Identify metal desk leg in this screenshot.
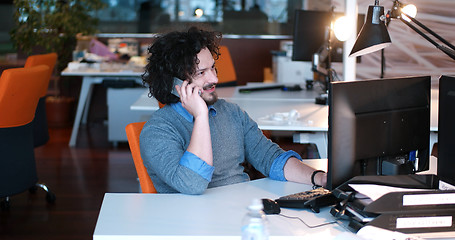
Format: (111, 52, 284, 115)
(81, 84, 95, 125)
(69, 78, 95, 147)
(293, 132, 328, 159)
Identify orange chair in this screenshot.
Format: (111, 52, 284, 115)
(125, 122, 157, 193)
(216, 45, 237, 86)
(24, 52, 58, 147)
(0, 65, 55, 208)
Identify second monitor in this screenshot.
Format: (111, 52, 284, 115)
(327, 76, 431, 190)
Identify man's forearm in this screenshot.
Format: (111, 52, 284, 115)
(187, 115, 213, 166)
(283, 157, 327, 187)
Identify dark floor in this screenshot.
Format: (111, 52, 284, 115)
(0, 121, 139, 240)
(0, 114, 317, 240)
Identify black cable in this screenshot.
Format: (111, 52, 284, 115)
(278, 213, 339, 228)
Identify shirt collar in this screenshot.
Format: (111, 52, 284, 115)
(170, 102, 217, 122)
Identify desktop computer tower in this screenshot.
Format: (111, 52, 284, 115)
(437, 75, 455, 186)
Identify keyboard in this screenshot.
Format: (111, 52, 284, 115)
(275, 188, 339, 213)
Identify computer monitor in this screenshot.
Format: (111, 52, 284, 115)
(291, 10, 364, 63)
(327, 76, 431, 190)
(437, 75, 455, 186)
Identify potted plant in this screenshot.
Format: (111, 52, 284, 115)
(9, 0, 105, 127)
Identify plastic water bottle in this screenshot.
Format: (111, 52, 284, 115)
(241, 199, 269, 240)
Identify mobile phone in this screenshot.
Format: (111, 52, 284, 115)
(171, 77, 184, 97)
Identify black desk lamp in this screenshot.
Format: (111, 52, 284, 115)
(349, 0, 391, 58)
(349, 0, 455, 61)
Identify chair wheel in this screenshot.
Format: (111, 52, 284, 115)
(46, 192, 56, 203)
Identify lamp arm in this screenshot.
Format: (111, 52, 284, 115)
(401, 12, 455, 51)
(399, 16, 455, 61)
(437, 46, 455, 61)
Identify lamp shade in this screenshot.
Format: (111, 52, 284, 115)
(349, 4, 392, 57)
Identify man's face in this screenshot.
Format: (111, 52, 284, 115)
(190, 48, 219, 105)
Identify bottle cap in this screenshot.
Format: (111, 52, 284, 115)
(248, 198, 263, 211)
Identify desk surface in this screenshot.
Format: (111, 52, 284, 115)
(93, 159, 339, 240)
(93, 155, 449, 240)
(94, 179, 351, 240)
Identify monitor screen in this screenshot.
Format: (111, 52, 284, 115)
(292, 10, 364, 62)
(437, 75, 455, 186)
(327, 76, 431, 190)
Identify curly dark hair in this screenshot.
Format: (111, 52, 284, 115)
(142, 26, 222, 104)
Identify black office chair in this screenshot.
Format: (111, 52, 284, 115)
(0, 65, 56, 209)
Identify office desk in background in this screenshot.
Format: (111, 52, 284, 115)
(132, 84, 330, 157)
(62, 65, 439, 154)
(61, 67, 149, 147)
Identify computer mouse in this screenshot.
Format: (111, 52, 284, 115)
(261, 198, 281, 215)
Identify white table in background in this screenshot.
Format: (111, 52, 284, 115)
(132, 84, 330, 158)
(61, 68, 146, 147)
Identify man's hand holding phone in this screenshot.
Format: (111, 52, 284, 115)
(173, 78, 207, 119)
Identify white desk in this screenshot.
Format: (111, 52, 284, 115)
(132, 84, 330, 158)
(61, 68, 146, 147)
(93, 174, 355, 240)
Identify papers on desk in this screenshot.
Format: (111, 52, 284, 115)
(257, 109, 303, 125)
(349, 184, 432, 202)
(349, 181, 455, 202)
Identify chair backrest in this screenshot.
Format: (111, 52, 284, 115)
(216, 45, 237, 85)
(0, 65, 50, 128)
(125, 121, 157, 193)
(24, 53, 58, 97)
(24, 53, 58, 147)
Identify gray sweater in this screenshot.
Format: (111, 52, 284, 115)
(140, 99, 301, 194)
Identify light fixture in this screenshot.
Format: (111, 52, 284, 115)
(401, 4, 417, 22)
(350, 0, 455, 61)
(349, 0, 391, 57)
(194, 8, 204, 18)
(333, 16, 354, 42)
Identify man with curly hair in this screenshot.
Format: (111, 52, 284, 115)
(140, 26, 326, 194)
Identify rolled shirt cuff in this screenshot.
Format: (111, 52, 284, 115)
(179, 151, 215, 181)
(269, 150, 302, 181)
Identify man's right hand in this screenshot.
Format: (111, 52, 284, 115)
(175, 80, 208, 119)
